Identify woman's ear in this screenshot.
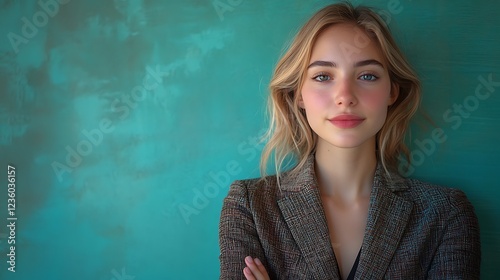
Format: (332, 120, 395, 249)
(389, 83, 400, 106)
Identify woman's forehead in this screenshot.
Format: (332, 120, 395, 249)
(310, 23, 384, 65)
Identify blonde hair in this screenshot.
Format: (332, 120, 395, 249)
(260, 2, 421, 178)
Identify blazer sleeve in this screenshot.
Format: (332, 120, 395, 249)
(219, 180, 268, 280)
(427, 189, 481, 279)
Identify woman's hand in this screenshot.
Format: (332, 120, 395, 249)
(243, 256, 270, 280)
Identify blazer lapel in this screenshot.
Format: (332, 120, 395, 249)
(276, 155, 413, 280)
(277, 156, 340, 279)
(278, 188, 340, 279)
(356, 168, 413, 279)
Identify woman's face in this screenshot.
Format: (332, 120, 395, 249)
(300, 23, 398, 150)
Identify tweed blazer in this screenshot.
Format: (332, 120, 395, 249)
(218, 155, 481, 279)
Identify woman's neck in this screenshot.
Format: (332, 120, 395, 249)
(314, 138, 377, 202)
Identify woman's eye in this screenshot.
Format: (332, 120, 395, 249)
(313, 74, 331, 82)
(359, 74, 378, 81)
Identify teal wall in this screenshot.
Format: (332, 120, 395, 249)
(0, 0, 498, 279)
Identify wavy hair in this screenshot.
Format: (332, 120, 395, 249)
(260, 2, 421, 179)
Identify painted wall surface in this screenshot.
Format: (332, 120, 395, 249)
(0, 0, 498, 279)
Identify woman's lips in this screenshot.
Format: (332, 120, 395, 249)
(329, 114, 365, 128)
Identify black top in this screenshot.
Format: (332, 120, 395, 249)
(346, 250, 361, 280)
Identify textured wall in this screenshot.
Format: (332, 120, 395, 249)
(0, 0, 498, 279)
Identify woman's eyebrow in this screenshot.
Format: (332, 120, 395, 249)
(354, 59, 384, 68)
(307, 60, 336, 69)
(307, 59, 385, 69)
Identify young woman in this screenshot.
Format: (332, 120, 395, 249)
(219, 3, 481, 279)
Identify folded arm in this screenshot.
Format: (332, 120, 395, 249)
(219, 181, 271, 280)
(427, 189, 481, 279)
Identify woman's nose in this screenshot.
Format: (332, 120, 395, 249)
(334, 77, 357, 106)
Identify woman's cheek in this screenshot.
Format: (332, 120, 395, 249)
(362, 88, 392, 109)
(303, 86, 332, 110)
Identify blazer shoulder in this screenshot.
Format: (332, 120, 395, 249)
(403, 177, 476, 213)
(225, 174, 281, 204)
(230, 175, 279, 195)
